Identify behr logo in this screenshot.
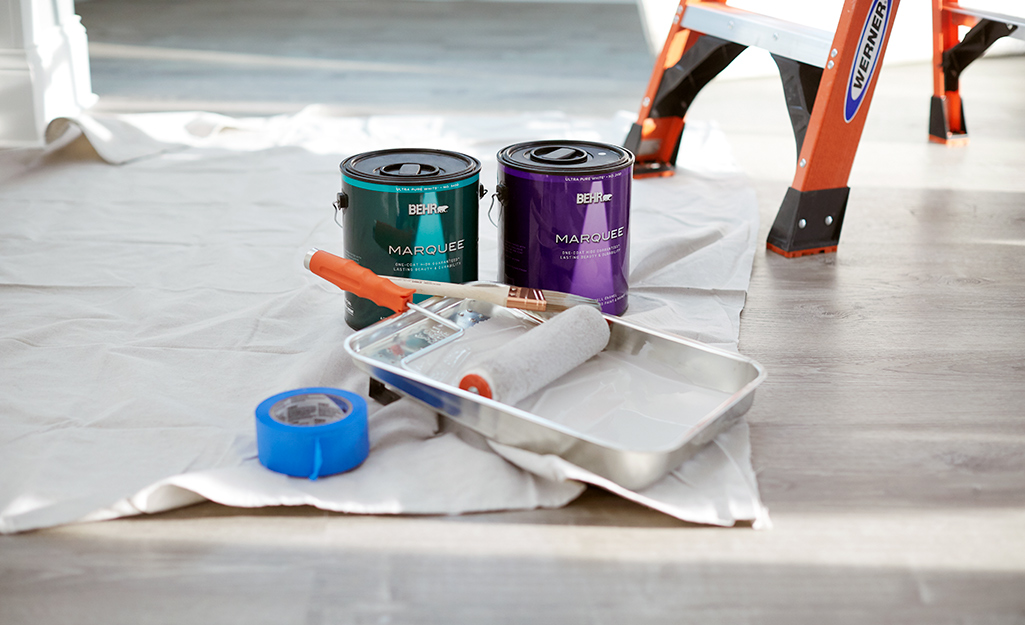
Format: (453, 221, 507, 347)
(576, 192, 612, 204)
(408, 203, 449, 215)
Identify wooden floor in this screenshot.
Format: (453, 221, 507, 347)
(3, 1, 1024, 622)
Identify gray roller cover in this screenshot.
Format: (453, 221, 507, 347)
(459, 305, 611, 405)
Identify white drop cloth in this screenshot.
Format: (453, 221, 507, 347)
(0, 108, 769, 534)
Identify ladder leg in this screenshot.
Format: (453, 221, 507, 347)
(767, 0, 901, 258)
(929, 0, 1018, 145)
(930, 0, 967, 144)
(624, 0, 745, 178)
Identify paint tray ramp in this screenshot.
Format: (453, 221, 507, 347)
(344, 296, 765, 491)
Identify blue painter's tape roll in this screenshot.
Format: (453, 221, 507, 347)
(255, 388, 369, 480)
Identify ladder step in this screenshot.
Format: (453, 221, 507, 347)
(680, 2, 834, 67)
(944, 3, 1025, 41)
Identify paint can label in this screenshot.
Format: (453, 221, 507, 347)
(340, 150, 481, 330)
(498, 141, 632, 316)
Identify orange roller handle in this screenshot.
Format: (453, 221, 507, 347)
(305, 248, 415, 313)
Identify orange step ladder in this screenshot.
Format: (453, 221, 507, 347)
(929, 1, 1024, 145)
(625, 0, 901, 257)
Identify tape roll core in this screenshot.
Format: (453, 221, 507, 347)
(255, 388, 369, 480)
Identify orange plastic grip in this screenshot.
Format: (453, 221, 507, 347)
(307, 249, 415, 313)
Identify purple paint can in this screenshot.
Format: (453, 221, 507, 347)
(497, 141, 633, 315)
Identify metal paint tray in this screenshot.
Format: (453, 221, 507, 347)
(344, 296, 765, 491)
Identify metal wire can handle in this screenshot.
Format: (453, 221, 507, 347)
(488, 183, 506, 228)
(332, 192, 347, 230)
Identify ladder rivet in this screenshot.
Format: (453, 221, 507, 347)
(773, 32, 779, 40)
(643, 97, 650, 106)
(728, 20, 734, 28)
(799, 158, 807, 167)
(827, 60, 835, 69)
(825, 216, 834, 226)
(798, 219, 807, 229)
(831, 48, 838, 58)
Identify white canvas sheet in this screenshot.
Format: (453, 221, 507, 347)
(0, 109, 769, 533)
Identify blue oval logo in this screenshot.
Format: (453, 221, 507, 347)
(845, 0, 892, 123)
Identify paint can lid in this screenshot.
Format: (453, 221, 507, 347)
(342, 149, 481, 185)
(497, 140, 633, 175)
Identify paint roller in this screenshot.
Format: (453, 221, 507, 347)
(458, 303, 611, 404)
(304, 248, 611, 405)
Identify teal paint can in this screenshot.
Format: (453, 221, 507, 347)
(338, 149, 483, 330)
